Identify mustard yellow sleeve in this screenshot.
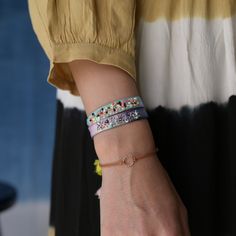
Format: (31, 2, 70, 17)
(27, 0, 137, 96)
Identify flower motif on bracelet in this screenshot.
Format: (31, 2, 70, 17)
(88, 107, 149, 138)
(86, 96, 144, 126)
(96, 109, 141, 131)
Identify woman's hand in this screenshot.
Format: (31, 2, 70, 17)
(99, 154, 191, 236)
(68, 59, 191, 235)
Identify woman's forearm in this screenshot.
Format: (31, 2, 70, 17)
(69, 60, 190, 236)
(68, 60, 156, 163)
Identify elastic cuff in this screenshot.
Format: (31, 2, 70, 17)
(47, 42, 137, 96)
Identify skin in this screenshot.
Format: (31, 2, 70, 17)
(68, 59, 191, 236)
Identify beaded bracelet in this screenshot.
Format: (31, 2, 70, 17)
(88, 107, 149, 138)
(86, 96, 144, 126)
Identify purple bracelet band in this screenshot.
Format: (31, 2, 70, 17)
(88, 107, 149, 138)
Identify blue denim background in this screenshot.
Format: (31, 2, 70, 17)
(0, 0, 56, 235)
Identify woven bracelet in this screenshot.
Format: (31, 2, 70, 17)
(86, 96, 144, 126)
(88, 107, 149, 138)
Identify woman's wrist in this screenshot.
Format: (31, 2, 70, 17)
(94, 118, 157, 165)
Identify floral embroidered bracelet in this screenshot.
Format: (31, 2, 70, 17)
(88, 107, 149, 138)
(86, 96, 144, 126)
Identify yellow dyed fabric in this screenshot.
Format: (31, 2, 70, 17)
(136, 0, 236, 22)
(27, 0, 136, 96)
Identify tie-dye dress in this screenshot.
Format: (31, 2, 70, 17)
(28, 1, 236, 235)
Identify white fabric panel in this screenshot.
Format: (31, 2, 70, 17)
(137, 16, 236, 110)
(57, 89, 85, 110)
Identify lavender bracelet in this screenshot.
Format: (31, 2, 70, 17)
(86, 96, 144, 126)
(88, 107, 149, 138)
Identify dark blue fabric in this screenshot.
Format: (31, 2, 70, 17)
(0, 0, 56, 201)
